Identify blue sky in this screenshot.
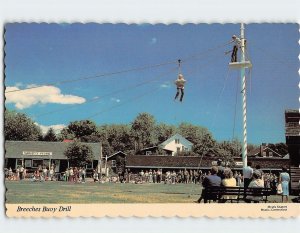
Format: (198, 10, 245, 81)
(4, 23, 299, 144)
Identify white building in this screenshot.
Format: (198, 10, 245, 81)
(160, 133, 193, 156)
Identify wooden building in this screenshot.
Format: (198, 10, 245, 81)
(285, 109, 300, 166)
(5, 141, 101, 173)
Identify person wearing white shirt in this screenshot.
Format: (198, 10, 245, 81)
(230, 35, 242, 62)
(243, 162, 254, 188)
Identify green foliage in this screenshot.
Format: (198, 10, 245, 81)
(4, 109, 42, 141)
(43, 128, 58, 141)
(64, 140, 93, 167)
(99, 124, 134, 155)
(155, 123, 176, 144)
(131, 113, 156, 151)
(58, 120, 98, 141)
(177, 122, 216, 156)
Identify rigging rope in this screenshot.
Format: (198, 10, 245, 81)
(32, 67, 178, 119)
(5, 41, 231, 94)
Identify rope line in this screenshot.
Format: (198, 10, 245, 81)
(32, 67, 178, 119)
(5, 41, 231, 94)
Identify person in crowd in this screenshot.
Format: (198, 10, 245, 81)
(8, 167, 13, 180)
(217, 159, 225, 179)
(222, 168, 237, 187)
(153, 170, 157, 183)
(19, 165, 25, 180)
(140, 170, 144, 183)
(82, 167, 86, 183)
(93, 169, 99, 182)
(69, 167, 74, 182)
(16, 166, 20, 180)
(254, 164, 264, 181)
(243, 161, 253, 188)
(279, 166, 290, 203)
(157, 169, 161, 183)
(196, 166, 221, 203)
(246, 170, 264, 203)
(49, 166, 55, 181)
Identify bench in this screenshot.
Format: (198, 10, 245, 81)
(200, 186, 272, 203)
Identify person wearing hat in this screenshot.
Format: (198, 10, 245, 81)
(230, 35, 242, 63)
(174, 74, 186, 102)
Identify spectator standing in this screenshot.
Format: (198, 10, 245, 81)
(243, 162, 253, 188)
(217, 160, 225, 180)
(279, 166, 290, 203)
(82, 167, 86, 183)
(157, 169, 161, 183)
(19, 165, 24, 180)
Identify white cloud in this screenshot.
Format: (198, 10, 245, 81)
(110, 97, 121, 103)
(5, 85, 86, 109)
(150, 37, 157, 45)
(35, 123, 66, 135)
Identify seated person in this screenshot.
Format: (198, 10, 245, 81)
(196, 166, 221, 203)
(245, 170, 264, 203)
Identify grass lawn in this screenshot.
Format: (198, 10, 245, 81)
(5, 180, 291, 204)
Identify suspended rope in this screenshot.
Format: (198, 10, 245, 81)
(210, 67, 231, 128)
(86, 87, 162, 120)
(32, 67, 178, 119)
(232, 72, 240, 140)
(5, 61, 177, 94)
(5, 41, 231, 94)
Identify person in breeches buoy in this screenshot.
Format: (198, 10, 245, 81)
(230, 35, 242, 63)
(174, 74, 186, 102)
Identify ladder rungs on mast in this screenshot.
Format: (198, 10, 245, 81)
(229, 61, 252, 69)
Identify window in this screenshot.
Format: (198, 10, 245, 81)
(16, 159, 23, 167)
(175, 139, 180, 144)
(111, 160, 116, 167)
(262, 152, 267, 157)
(24, 159, 32, 168)
(86, 162, 93, 169)
(269, 152, 273, 157)
(146, 151, 152, 155)
(32, 159, 43, 168)
(182, 146, 185, 151)
(177, 147, 180, 153)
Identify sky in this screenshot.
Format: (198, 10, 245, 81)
(4, 23, 299, 144)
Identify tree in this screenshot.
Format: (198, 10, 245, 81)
(177, 123, 216, 156)
(215, 140, 238, 168)
(131, 113, 156, 151)
(64, 141, 93, 167)
(43, 128, 58, 141)
(4, 110, 42, 141)
(58, 120, 97, 141)
(155, 123, 176, 144)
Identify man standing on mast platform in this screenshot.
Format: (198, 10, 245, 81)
(230, 34, 242, 63)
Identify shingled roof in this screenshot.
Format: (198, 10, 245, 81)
(126, 155, 289, 170)
(5, 141, 101, 160)
(285, 109, 300, 137)
(126, 155, 211, 169)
